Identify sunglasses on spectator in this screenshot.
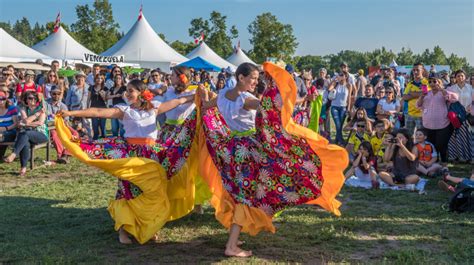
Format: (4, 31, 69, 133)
(0, 97, 7, 101)
(357, 124, 366, 128)
(429, 80, 437, 84)
(51, 92, 61, 96)
(386, 91, 393, 94)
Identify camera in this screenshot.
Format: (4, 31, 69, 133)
(388, 138, 397, 143)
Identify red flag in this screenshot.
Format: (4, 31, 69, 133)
(138, 5, 143, 20)
(53, 12, 60, 33)
(194, 32, 204, 45)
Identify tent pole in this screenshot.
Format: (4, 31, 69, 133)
(63, 39, 68, 66)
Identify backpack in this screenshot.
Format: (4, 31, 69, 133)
(447, 101, 467, 129)
(449, 184, 474, 213)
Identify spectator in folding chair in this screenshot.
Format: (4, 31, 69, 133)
(3, 91, 48, 176)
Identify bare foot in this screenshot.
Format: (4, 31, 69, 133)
(193, 205, 204, 215)
(237, 240, 245, 246)
(118, 228, 132, 244)
(152, 233, 160, 242)
(224, 246, 252, 257)
(4, 153, 16, 163)
(19, 168, 27, 176)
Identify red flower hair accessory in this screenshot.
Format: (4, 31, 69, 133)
(141, 89, 153, 102)
(179, 74, 189, 84)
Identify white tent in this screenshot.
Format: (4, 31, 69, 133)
(226, 48, 256, 66)
(389, 59, 398, 67)
(186, 42, 236, 71)
(0, 28, 53, 63)
(32, 26, 95, 63)
(101, 13, 187, 71)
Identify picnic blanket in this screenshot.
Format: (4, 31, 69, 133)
(345, 175, 428, 192)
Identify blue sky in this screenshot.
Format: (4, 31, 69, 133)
(1, 0, 473, 64)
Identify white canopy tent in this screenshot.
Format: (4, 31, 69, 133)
(101, 13, 187, 71)
(0, 28, 53, 64)
(32, 26, 96, 65)
(389, 59, 398, 68)
(226, 48, 256, 66)
(186, 42, 236, 71)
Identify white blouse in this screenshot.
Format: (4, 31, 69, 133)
(447, 83, 474, 108)
(217, 87, 257, 132)
(115, 105, 157, 139)
(162, 86, 196, 121)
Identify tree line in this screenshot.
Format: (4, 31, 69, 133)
(1, 0, 471, 73)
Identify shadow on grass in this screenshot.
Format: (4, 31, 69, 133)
(2, 196, 332, 263)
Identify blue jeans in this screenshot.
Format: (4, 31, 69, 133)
(331, 106, 347, 145)
(13, 130, 48, 168)
(92, 118, 107, 140)
(111, 118, 124, 137)
(0, 130, 17, 158)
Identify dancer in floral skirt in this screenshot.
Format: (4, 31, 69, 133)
(198, 62, 348, 257)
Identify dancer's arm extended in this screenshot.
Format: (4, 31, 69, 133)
(156, 94, 195, 115)
(59, 108, 124, 119)
(243, 98, 260, 110)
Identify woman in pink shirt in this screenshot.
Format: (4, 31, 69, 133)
(417, 75, 452, 164)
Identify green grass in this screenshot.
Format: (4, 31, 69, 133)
(0, 149, 473, 264)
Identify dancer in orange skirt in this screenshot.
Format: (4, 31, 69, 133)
(198, 62, 348, 257)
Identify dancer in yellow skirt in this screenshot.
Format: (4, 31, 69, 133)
(198, 62, 348, 257)
(56, 77, 207, 244)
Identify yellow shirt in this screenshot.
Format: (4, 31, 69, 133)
(348, 132, 370, 154)
(405, 79, 430, 117)
(370, 134, 385, 157)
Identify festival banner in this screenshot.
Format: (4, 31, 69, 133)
(83, 54, 125, 64)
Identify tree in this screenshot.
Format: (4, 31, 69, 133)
(248, 12, 298, 63)
(32, 22, 48, 44)
(447, 53, 469, 72)
(156, 33, 167, 44)
(170, 40, 195, 55)
(71, 0, 120, 53)
(430, 45, 447, 65)
(0, 21, 13, 35)
(188, 11, 238, 58)
(396, 47, 415, 65)
(12, 17, 33, 46)
(294, 55, 328, 75)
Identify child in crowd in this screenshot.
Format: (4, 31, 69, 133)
(71, 117, 89, 140)
(370, 120, 386, 161)
(438, 168, 474, 193)
(345, 141, 379, 189)
(344, 107, 373, 134)
(346, 118, 371, 162)
(414, 129, 443, 177)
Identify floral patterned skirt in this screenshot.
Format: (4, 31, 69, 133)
(78, 110, 199, 200)
(202, 88, 324, 216)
